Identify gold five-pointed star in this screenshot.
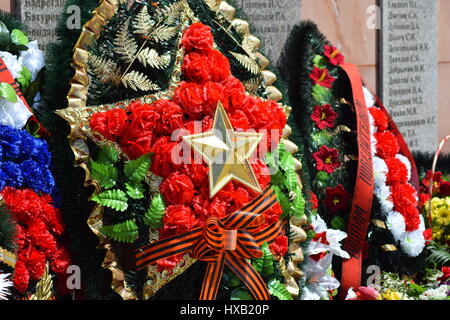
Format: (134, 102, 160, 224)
(183, 102, 264, 198)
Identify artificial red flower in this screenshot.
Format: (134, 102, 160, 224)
(162, 205, 200, 237)
(229, 109, 250, 131)
(120, 126, 153, 160)
(324, 184, 351, 214)
(440, 181, 450, 197)
(160, 172, 195, 206)
(385, 157, 408, 186)
(438, 266, 450, 282)
(251, 158, 271, 189)
(421, 170, 442, 195)
(269, 235, 288, 257)
(369, 107, 389, 132)
(309, 67, 335, 88)
(207, 49, 231, 82)
(347, 287, 381, 300)
(310, 251, 328, 262)
(375, 131, 400, 159)
(313, 231, 330, 245)
(181, 22, 214, 52)
(13, 260, 29, 293)
(419, 193, 430, 206)
(182, 52, 211, 83)
(90, 108, 128, 141)
(202, 81, 229, 115)
(311, 104, 337, 130)
(423, 228, 433, 245)
(180, 162, 208, 188)
(323, 44, 344, 66)
(391, 183, 418, 210)
(221, 76, 246, 111)
(173, 82, 204, 118)
(152, 99, 184, 136)
(156, 254, 184, 272)
(313, 145, 341, 174)
(310, 192, 319, 210)
(399, 205, 421, 232)
(150, 136, 181, 178)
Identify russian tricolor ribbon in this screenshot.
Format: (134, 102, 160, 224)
(135, 187, 283, 300)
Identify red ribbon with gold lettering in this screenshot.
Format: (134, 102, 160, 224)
(0, 58, 47, 136)
(135, 187, 282, 300)
(338, 62, 375, 298)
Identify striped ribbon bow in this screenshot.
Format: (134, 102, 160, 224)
(135, 187, 282, 300)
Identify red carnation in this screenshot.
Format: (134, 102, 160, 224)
(173, 82, 204, 119)
(422, 170, 442, 194)
(207, 49, 231, 82)
(162, 205, 200, 237)
(202, 81, 229, 115)
(221, 76, 246, 111)
(423, 228, 433, 245)
(313, 145, 341, 174)
(323, 44, 344, 66)
(311, 104, 337, 130)
(310, 192, 319, 210)
(369, 107, 389, 132)
(375, 131, 400, 159)
(400, 205, 421, 232)
(120, 126, 153, 160)
(385, 157, 408, 186)
(182, 52, 211, 83)
(13, 260, 30, 293)
(152, 99, 184, 136)
(229, 110, 250, 131)
(90, 108, 128, 141)
(181, 22, 214, 52)
(160, 172, 195, 206)
(180, 162, 208, 188)
(251, 158, 271, 189)
(128, 103, 159, 131)
(309, 67, 336, 88)
(150, 137, 181, 178)
(440, 181, 450, 196)
(324, 185, 351, 214)
(269, 235, 289, 257)
(391, 184, 417, 210)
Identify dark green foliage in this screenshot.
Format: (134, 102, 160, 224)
(0, 205, 16, 252)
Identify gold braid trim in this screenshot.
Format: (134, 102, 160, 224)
(371, 219, 399, 252)
(0, 246, 16, 268)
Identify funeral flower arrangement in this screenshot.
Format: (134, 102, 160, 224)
(0, 13, 70, 300)
(55, 0, 349, 300)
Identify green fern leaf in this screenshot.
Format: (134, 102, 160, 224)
(252, 243, 274, 278)
(290, 187, 306, 217)
(312, 84, 333, 105)
(313, 55, 328, 68)
(96, 146, 119, 165)
(268, 279, 294, 301)
(125, 182, 145, 200)
(91, 161, 118, 189)
(144, 193, 165, 229)
(101, 219, 138, 243)
(230, 288, 253, 300)
(124, 154, 152, 182)
(272, 185, 291, 217)
(426, 241, 450, 266)
(92, 189, 128, 212)
(283, 169, 298, 192)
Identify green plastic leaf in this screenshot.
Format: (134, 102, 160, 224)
(16, 65, 32, 90)
(280, 151, 295, 172)
(92, 189, 128, 212)
(101, 219, 138, 243)
(0, 21, 10, 46)
(272, 185, 291, 217)
(311, 130, 333, 146)
(10, 29, 28, 46)
(124, 154, 151, 182)
(312, 84, 333, 105)
(313, 55, 328, 68)
(316, 171, 331, 182)
(91, 161, 118, 189)
(143, 193, 165, 229)
(283, 169, 298, 192)
(125, 182, 144, 200)
(290, 187, 306, 217)
(268, 279, 294, 300)
(331, 216, 346, 231)
(97, 146, 119, 165)
(230, 288, 254, 300)
(252, 243, 274, 278)
(0, 82, 18, 103)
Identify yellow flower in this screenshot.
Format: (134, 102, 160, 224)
(434, 206, 450, 226)
(382, 289, 402, 300)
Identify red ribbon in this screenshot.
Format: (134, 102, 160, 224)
(339, 62, 375, 298)
(135, 187, 283, 300)
(0, 58, 47, 136)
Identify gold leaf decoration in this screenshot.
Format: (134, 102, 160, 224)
(156, 0, 186, 25)
(137, 48, 171, 69)
(114, 18, 138, 63)
(88, 54, 121, 83)
(152, 25, 178, 43)
(229, 51, 260, 75)
(133, 6, 155, 36)
(204, 0, 221, 11)
(121, 70, 160, 91)
(29, 263, 54, 300)
(243, 77, 261, 95)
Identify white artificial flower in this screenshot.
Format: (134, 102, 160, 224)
(0, 96, 32, 129)
(0, 51, 21, 79)
(363, 86, 375, 108)
(19, 40, 45, 81)
(368, 113, 378, 156)
(301, 254, 340, 300)
(345, 288, 357, 300)
(401, 229, 425, 257)
(0, 272, 13, 300)
(375, 184, 394, 215)
(396, 154, 411, 181)
(419, 285, 449, 300)
(308, 215, 350, 259)
(386, 211, 406, 242)
(373, 156, 388, 188)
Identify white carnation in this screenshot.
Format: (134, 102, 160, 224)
(396, 154, 411, 181)
(373, 156, 388, 188)
(19, 40, 45, 81)
(375, 184, 394, 214)
(363, 86, 375, 108)
(401, 230, 425, 257)
(386, 211, 406, 242)
(0, 97, 32, 129)
(0, 51, 21, 79)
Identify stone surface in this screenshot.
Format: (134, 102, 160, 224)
(15, 0, 66, 51)
(233, 0, 302, 64)
(380, 0, 438, 153)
